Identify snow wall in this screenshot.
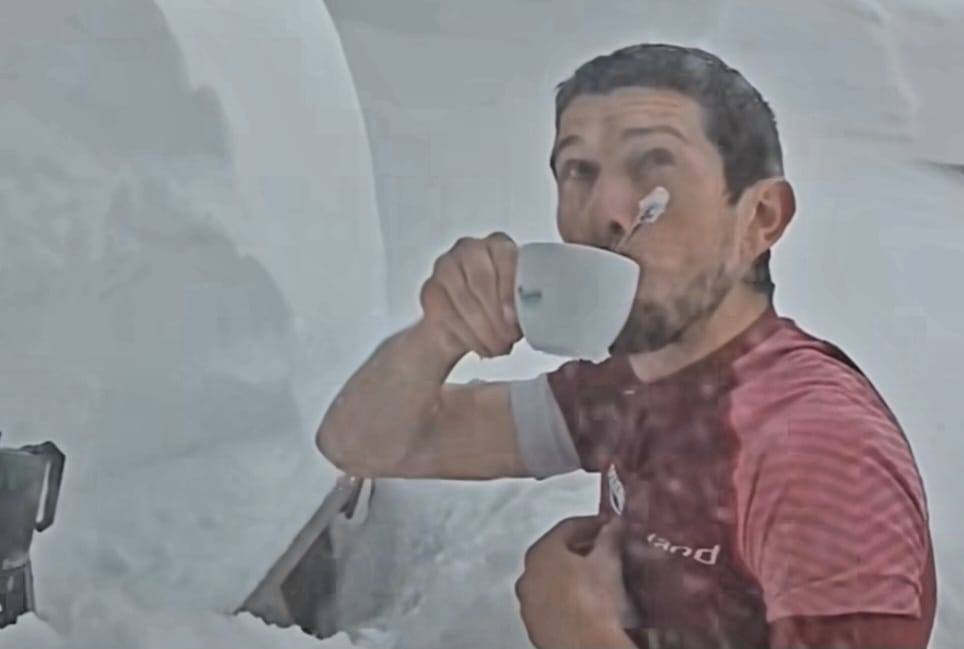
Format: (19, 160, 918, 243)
(1, 1, 383, 646)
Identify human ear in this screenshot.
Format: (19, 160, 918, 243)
(739, 178, 796, 263)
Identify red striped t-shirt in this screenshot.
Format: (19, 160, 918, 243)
(511, 306, 935, 648)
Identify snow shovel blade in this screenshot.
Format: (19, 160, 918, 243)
(236, 474, 370, 638)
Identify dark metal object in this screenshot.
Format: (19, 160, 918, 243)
(0, 562, 34, 628)
(237, 474, 370, 639)
(0, 432, 65, 628)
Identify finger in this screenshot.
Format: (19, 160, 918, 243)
(585, 520, 625, 572)
(528, 515, 603, 563)
(485, 232, 522, 338)
(554, 515, 606, 546)
(420, 278, 488, 357)
(446, 264, 507, 357)
(589, 518, 624, 555)
(568, 534, 596, 557)
(434, 254, 503, 357)
(442, 240, 507, 354)
(470, 243, 522, 351)
(523, 521, 571, 570)
(460, 240, 516, 349)
(565, 515, 611, 556)
(584, 524, 635, 627)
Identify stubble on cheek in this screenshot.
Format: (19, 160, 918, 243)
(608, 260, 733, 355)
(609, 298, 675, 354)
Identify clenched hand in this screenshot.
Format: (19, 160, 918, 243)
(419, 232, 523, 359)
(515, 516, 636, 649)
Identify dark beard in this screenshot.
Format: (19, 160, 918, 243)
(608, 262, 734, 355)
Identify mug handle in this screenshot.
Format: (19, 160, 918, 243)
(20, 441, 66, 532)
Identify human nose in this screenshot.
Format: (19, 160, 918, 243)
(586, 175, 638, 249)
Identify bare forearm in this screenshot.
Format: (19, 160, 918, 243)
(316, 319, 465, 476)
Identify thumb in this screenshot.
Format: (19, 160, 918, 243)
(556, 515, 606, 555)
(587, 518, 636, 627)
(588, 518, 624, 557)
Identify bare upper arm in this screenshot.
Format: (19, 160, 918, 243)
(393, 381, 530, 480)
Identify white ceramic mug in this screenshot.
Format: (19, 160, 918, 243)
(514, 242, 639, 359)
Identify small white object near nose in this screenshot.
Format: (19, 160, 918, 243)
(615, 186, 671, 252)
(637, 186, 670, 224)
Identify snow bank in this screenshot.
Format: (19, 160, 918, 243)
(1, 0, 382, 646)
(0, 610, 357, 649)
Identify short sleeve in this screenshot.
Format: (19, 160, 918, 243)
(508, 374, 580, 479)
(745, 409, 930, 622)
(543, 358, 628, 473)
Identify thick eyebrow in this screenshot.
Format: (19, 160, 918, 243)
(549, 125, 688, 173)
(621, 125, 688, 143)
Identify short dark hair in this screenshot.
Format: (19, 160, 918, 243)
(553, 43, 783, 299)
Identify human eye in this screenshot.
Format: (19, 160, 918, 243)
(629, 148, 675, 177)
(559, 159, 598, 183)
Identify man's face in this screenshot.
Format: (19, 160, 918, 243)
(551, 87, 747, 354)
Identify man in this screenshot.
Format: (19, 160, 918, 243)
(317, 44, 936, 648)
